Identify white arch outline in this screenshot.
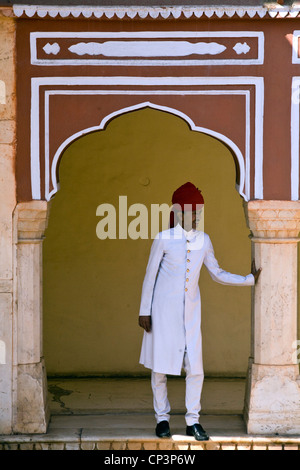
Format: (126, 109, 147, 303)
(48, 101, 247, 201)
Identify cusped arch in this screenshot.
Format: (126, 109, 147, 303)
(48, 101, 247, 201)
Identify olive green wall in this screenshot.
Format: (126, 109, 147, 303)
(43, 108, 253, 377)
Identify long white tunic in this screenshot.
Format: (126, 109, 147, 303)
(139, 223, 254, 376)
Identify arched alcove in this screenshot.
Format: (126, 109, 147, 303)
(48, 102, 247, 202)
(43, 107, 252, 377)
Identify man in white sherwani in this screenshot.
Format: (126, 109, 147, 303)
(138, 182, 261, 441)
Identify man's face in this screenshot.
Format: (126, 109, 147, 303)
(179, 209, 203, 231)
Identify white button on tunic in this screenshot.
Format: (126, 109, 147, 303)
(139, 223, 254, 376)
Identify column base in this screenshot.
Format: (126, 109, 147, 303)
(13, 358, 50, 434)
(244, 361, 300, 435)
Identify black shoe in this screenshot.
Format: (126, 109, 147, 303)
(155, 420, 171, 438)
(186, 423, 209, 441)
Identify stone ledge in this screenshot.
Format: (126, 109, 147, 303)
(0, 437, 299, 451)
(1, 430, 300, 451)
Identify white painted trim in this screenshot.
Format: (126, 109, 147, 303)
(47, 100, 247, 201)
(32, 75, 262, 87)
(44, 90, 50, 204)
(31, 76, 263, 201)
(292, 31, 300, 64)
(13, 4, 300, 20)
(30, 31, 264, 66)
(31, 31, 263, 39)
(291, 77, 300, 201)
(44, 91, 250, 201)
(292, 31, 299, 64)
(254, 77, 264, 200)
(68, 41, 227, 57)
(31, 79, 41, 200)
(245, 89, 251, 201)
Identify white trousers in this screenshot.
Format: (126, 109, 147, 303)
(151, 351, 204, 426)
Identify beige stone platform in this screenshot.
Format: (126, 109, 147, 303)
(1, 377, 300, 450)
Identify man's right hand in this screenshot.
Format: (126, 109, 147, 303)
(139, 315, 152, 333)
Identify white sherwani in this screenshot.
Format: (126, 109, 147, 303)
(139, 223, 254, 376)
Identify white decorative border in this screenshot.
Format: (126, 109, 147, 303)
(30, 76, 264, 201)
(13, 4, 300, 20)
(291, 77, 300, 200)
(45, 91, 250, 201)
(30, 31, 264, 66)
(292, 31, 300, 64)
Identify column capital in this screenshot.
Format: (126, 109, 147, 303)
(14, 201, 50, 241)
(243, 200, 300, 239)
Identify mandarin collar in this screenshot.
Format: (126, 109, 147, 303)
(174, 223, 197, 238)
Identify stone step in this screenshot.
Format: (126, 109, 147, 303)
(1, 414, 299, 450)
(1, 379, 299, 450)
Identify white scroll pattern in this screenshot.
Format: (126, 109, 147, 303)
(68, 41, 227, 57)
(31, 31, 263, 66)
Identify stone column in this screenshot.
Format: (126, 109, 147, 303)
(0, 11, 16, 434)
(12, 201, 51, 433)
(243, 200, 300, 435)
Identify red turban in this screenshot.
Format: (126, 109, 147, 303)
(169, 182, 204, 228)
